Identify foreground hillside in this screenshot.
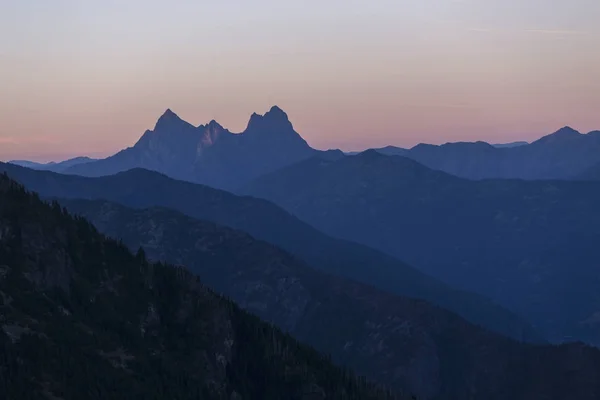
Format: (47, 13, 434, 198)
(60, 198, 600, 400)
(243, 150, 600, 345)
(0, 162, 541, 343)
(0, 174, 399, 400)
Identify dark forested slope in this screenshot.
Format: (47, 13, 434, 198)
(0, 174, 400, 400)
(60, 198, 600, 400)
(0, 162, 540, 343)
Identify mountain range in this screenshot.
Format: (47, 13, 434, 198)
(346, 141, 528, 156)
(346, 128, 600, 180)
(60, 197, 600, 400)
(9, 156, 96, 172)
(402, 127, 600, 180)
(243, 150, 600, 345)
(0, 161, 540, 344)
(0, 174, 401, 399)
(61, 106, 316, 190)
(4, 104, 600, 399)
(13, 108, 599, 189)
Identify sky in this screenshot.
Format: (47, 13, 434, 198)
(1, 0, 600, 162)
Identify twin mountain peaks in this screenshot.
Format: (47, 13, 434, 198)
(151, 105, 294, 138)
(139, 105, 301, 153)
(62, 105, 312, 190)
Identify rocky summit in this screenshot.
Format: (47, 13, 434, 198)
(63, 106, 316, 190)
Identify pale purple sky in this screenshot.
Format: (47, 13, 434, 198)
(1, 0, 599, 162)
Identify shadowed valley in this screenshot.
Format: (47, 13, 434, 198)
(243, 150, 600, 345)
(0, 162, 540, 343)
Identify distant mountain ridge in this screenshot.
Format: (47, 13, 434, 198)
(346, 141, 527, 157)
(243, 150, 600, 345)
(404, 127, 600, 180)
(491, 141, 529, 148)
(25, 106, 596, 185)
(9, 156, 96, 172)
(344, 128, 597, 180)
(64, 106, 316, 190)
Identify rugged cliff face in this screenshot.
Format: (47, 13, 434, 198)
(0, 174, 401, 400)
(65, 106, 316, 190)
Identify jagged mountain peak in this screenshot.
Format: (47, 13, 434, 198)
(163, 108, 176, 117)
(266, 105, 288, 118)
(133, 109, 198, 152)
(157, 108, 179, 122)
(198, 119, 226, 148)
(207, 119, 223, 129)
(246, 105, 293, 132)
(153, 108, 193, 131)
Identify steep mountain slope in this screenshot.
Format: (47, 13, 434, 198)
(244, 151, 600, 345)
(60, 198, 600, 400)
(0, 162, 541, 343)
(9, 157, 96, 173)
(64, 106, 316, 190)
(403, 127, 600, 180)
(0, 174, 400, 400)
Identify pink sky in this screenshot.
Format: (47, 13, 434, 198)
(1, 0, 599, 162)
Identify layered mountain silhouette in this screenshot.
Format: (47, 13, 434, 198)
(0, 162, 541, 343)
(9, 156, 96, 173)
(5, 103, 600, 400)
(63, 106, 316, 190)
(403, 127, 600, 179)
(347, 141, 527, 157)
(344, 127, 599, 179)
(33, 107, 597, 186)
(0, 174, 400, 400)
(243, 150, 600, 345)
(60, 198, 600, 400)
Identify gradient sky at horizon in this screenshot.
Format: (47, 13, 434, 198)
(1, 0, 599, 162)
